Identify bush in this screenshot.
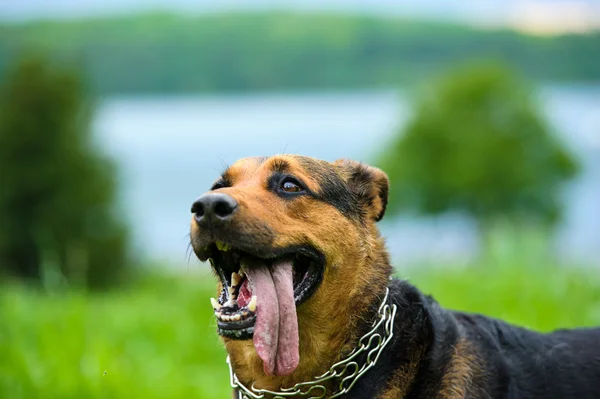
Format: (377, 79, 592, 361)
(0, 55, 131, 289)
(379, 62, 579, 229)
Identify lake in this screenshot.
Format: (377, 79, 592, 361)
(93, 87, 600, 268)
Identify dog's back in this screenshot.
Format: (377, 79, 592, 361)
(446, 309, 600, 398)
(359, 280, 600, 399)
(466, 314, 600, 398)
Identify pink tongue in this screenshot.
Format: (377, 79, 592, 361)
(243, 259, 299, 376)
(270, 261, 300, 375)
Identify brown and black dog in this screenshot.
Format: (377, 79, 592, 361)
(190, 155, 600, 398)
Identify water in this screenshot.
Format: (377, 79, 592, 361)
(93, 87, 600, 267)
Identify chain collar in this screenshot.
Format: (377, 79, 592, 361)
(227, 287, 397, 399)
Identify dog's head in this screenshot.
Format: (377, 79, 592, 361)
(190, 155, 391, 381)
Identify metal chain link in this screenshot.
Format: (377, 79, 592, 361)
(227, 288, 397, 399)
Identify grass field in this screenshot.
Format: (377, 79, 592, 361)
(2, 257, 600, 399)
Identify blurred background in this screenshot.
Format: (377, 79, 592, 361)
(0, 1, 599, 398)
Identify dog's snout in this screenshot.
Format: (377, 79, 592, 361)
(192, 193, 238, 225)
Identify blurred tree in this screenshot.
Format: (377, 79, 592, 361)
(0, 54, 131, 289)
(1, 14, 598, 94)
(379, 62, 579, 230)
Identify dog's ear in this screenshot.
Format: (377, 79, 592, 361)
(334, 159, 389, 222)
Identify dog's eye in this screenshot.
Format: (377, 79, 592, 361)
(211, 178, 230, 191)
(280, 178, 303, 193)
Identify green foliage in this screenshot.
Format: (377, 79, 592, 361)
(406, 263, 600, 333)
(379, 62, 579, 226)
(0, 55, 131, 288)
(0, 274, 230, 399)
(1, 257, 600, 399)
(0, 13, 598, 94)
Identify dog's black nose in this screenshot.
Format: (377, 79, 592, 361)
(191, 193, 238, 226)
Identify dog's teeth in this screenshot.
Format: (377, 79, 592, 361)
(248, 296, 257, 312)
(228, 286, 237, 299)
(231, 272, 242, 287)
(221, 314, 230, 321)
(216, 241, 231, 252)
(210, 297, 221, 311)
(224, 296, 237, 308)
(231, 314, 241, 322)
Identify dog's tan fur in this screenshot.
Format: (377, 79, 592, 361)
(192, 154, 600, 399)
(191, 155, 391, 393)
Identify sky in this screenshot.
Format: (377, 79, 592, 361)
(1, 0, 599, 34)
(0, 0, 492, 21)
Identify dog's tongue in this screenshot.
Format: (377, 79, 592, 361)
(243, 258, 299, 376)
(270, 261, 300, 375)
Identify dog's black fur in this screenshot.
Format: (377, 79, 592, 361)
(192, 155, 600, 399)
(352, 279, 600, 399)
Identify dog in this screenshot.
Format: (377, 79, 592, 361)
(190, 155, 600, 398)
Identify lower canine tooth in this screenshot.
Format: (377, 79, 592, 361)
(248, 296, 257, 312)
(210, 298, 221, 311)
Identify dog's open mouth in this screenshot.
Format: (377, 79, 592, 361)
(203, 241, 324, 376)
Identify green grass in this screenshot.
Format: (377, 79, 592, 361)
(407, 264, 600, 332)
(0, 273, 231, 399)
(2, 261, 600, 399)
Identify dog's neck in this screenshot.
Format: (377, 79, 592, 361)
(225, 237, 392, 396)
